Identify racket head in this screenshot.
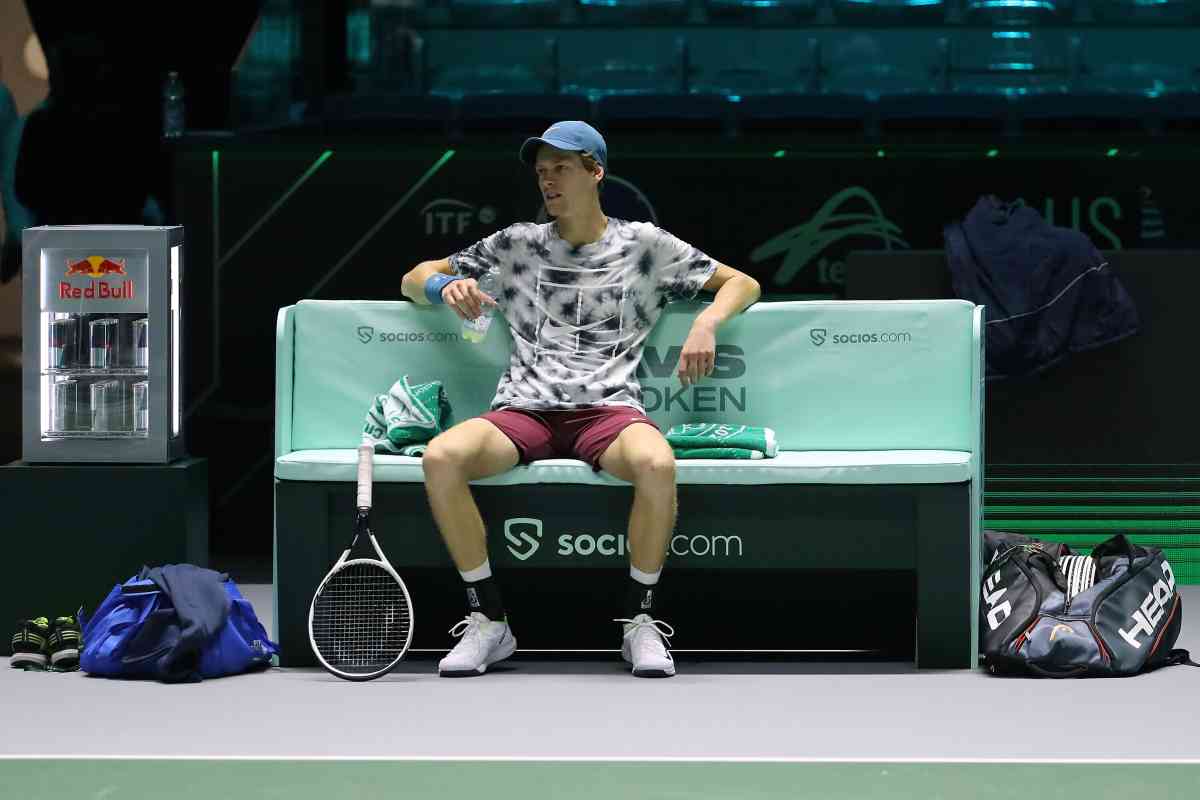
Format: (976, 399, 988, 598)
(308, 554, 415, 681)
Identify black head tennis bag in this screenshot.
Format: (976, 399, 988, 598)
(981, 532, 1195, 677)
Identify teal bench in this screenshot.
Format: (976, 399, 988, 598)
(274, 299, 985, 668)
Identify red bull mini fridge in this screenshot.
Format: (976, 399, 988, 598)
(22, 225, 186, 463)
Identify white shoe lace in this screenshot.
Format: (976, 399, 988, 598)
(447, 614, 489, 656)
(613, 616, 675, 645)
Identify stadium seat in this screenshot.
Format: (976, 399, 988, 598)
(448, 0, 562, 26)
(562, 59, 683, 97)
(1078, 62, 1195, 97)
(735, 93, 873, 135)
(1089, 0, 1197, 23)
(833, 0, 947, 23)
(595, 92, 734, 132)
(826, 63, 934, 98)
(706, 0, 818, 23)
(692, 65, 816, 97)
(576, 0, 690, 24)
(948, 29, 1071, 97)
(311, 93, 455, 133)
(458, 93, 593, 130)
(430, 64, 549, 97)
(965, 0, 1072, 23)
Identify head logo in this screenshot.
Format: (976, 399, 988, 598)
(810, 329, 827, 347)
(504, 517, 542, 561)
(1049, 624, 1074, 642)
(357, 326, 375, 344)
(422, 198, 496, 236)
(751, 186, 908, 288)
(65, 257, 127, 278)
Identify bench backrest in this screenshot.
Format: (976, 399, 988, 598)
(276, 298, 984, 458)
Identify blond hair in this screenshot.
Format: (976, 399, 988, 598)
(579, 151, 605, 196)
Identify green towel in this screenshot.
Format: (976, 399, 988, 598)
(665, 423, 778, 459)
(362, 375, 452, 455)
(672, 447, 764, 460)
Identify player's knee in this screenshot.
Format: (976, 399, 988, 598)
(630, 450, 675, 482)
(422, 436, 472, 475)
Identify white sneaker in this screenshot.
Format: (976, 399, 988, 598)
(616, 614, 676, 678)
(438, 612, 517, 677)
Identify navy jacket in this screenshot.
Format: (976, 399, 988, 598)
(122, 564, 232, 683)
(945, 196, 1140, 381)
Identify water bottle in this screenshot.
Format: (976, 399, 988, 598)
(163, 71, 186, 139)
(462, 268, 500, 344)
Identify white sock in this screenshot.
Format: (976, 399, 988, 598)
(630, 565, 661, 586)
(459, 560, 492, 583)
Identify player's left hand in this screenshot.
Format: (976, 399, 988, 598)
(678, 322, 716, 388)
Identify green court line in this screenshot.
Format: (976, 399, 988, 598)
(988, 463, 1200, 467)
(2, 759, 1198, 800)
(305, 149, 456, 299)
(987, 505, 1200, 515)
(987, 493, 1200, 499)
(212, 150, 220, 270)
(987, 477, 1200, 484)
(983, 519, 1200, 530)
(217, 149, 334, 268)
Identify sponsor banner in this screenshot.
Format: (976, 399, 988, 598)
(501, 516, 747, 566)
(43, 249, 150, 313)
(399, 154, 1189, 296)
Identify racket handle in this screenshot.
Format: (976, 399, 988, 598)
(357, 444, 373, 509)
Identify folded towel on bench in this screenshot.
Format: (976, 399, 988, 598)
(362, 375, 453, 454)
(666, 423, 778, 459)
(671, 446, 766, 460)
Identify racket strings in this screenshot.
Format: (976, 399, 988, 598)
(312, 563, 411, 674)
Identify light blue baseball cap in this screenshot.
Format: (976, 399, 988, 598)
(519, 121, 608, 169)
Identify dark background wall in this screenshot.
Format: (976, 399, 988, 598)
(2, 0, 1199, 569)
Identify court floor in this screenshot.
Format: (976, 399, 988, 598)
(2, 585, 1198, 799)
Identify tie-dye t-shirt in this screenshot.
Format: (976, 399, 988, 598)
(449, 218, 718, 413)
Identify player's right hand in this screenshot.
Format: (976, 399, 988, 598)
(442, 278, 497, 320)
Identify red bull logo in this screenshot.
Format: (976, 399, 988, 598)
(65, 256, 128, 278)
(60, 256, 134, 300)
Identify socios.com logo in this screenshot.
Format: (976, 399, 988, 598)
(504, 518, 542, 561)
(557, 532, 743, 558)
(355, 326, 460, 344)
(808, 329, 914, 347)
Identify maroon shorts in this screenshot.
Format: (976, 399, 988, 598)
(480, 406, 660, 472)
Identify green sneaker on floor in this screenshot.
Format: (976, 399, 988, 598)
(48, 616, 83, 671)
(10, 617, 50, 669)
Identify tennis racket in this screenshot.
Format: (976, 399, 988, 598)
(308, 444, 414, 681)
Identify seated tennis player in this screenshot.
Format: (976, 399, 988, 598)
(400, 121, 761, 678)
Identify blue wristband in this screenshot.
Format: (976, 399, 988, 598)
(425, 273, 463, 304)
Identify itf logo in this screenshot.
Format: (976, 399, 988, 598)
(504, 518, 542, 561)
(422, 198, 497, 236)
(357, 326, 375, 344)
(810, 328, 828, 347)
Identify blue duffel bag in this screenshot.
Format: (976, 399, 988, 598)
(79, 564, 278, 682)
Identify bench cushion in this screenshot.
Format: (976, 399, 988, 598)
(279, 299, 981, 455)
(275, 449, 973, 485)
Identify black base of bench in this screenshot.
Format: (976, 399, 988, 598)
(275, 480, 976, 669)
